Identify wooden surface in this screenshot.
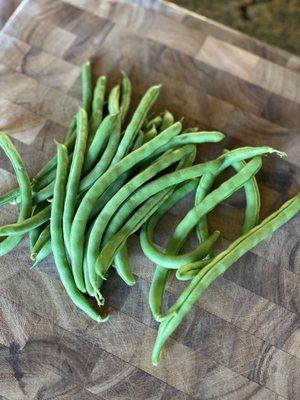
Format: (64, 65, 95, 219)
(0, 0, 299, 399)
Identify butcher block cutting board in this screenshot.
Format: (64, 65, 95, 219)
(0, 0, 299, 399)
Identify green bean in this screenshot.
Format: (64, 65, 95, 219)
(108, 84, 120, 115)
(81, 61, 92, 114)
(29, 202, 48, 253)
(160, 111, 174, 132)
(89, 76, 106, 140)
(151, 193, 300, 365)
(63, 108, 88, 261)
(32, 168, 56, 192)
(79, 114, 121, 192)
(0, 187, 20, 206)
(83, 114, 118, 174)
(130, 131, 144, 151)
(70, 122, 182, 281)
(31, 224, 50, 260)
(137, 131, 225, 171)
(83, 237, 98, 299)
(120, 71, 132, 122)
(32, 181, 54, 204)
(89, 172, 129, 221)
(176, 259, 210, 281)
(230, 156, 261, 234)
(142, 125, 157, 144)
(0, 205, 50, 236)
(196, 149, 261, 245)
(149, 156, 262, 322)
(183, 126, 199, 133)
(114, 244, 136, 286)
(87, 145, 195, 296)
(140, 225, 220, 269)
(50, 142, 107, 321)
(110, 85, 161, 165)
(0, 133, 32, 256)
(31, 239, 52, 268)
(111, 127, 143, 281)
(145, 180, 199, 320)
(144, 116, 162, 131)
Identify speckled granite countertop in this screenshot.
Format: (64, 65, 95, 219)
(172, 0, 300, 55)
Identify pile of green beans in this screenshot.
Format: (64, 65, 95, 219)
(0, 61, 299, 366)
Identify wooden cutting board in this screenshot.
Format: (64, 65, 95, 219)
(0, 0, 299, 399)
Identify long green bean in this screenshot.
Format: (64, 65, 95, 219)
(50, 142, 107, 321)
(79, 114, 121, 192)
(63, 108, 88, 261)
(149, 156, 262, 322)
(110, 85, 161, 165)
(151, 193, 300, 365)
(196, 149, 261, 245)
(83, 114, 118, 173)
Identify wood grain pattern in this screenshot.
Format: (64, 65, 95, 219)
(0, 0, 299, 399)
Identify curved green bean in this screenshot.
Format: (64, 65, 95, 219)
(176, 259, 210, 281)
(149, 156, 262, 322)
(0, 133, 32, 256)
(196, 149, 261, 244)
(140, 224, 220, 269)
(114, 244, 136, 286)
(151, 193, 300, 365)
